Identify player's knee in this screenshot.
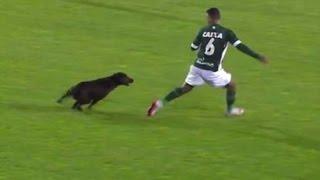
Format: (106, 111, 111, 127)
(226, 81, 236, 91)
(180, 85, 193, 94)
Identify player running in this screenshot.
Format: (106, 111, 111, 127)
(147, 7, 268, 117)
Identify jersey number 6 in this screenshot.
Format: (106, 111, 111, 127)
(204, 38, 215, 56)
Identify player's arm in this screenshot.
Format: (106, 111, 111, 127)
(228, 30, 267, 63)
(190, 29, 203, 51)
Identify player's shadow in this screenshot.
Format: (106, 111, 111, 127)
(66, 0, 198, 23)
(236, 125, 320, 151)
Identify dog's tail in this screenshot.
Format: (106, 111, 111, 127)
(57, 86, 75, 104)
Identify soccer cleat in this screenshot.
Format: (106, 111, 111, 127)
(225, 107, 245, 117)
(147, 100, 163, 117)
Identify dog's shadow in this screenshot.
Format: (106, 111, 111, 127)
(2, 101, 150, 126)
(86, 109, 151, 126)
(3, 102, 68, 113)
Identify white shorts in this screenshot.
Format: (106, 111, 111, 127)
(185, 65, 232, 87)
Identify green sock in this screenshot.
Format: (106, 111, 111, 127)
(162, 88, 184, 105)
(226, 90, 236, 111)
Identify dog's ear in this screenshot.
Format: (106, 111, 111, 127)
(110, 73, 123, 84)
(114, 72, 126, 76)
(111, 72, 123, 78)
(110, 72, 133, 86)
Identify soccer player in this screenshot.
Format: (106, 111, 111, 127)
(147, 7, 268, 117)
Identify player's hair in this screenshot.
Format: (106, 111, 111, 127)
(206, 7, 221, 19)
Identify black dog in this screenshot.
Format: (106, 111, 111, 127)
(57, 72, 134, 111)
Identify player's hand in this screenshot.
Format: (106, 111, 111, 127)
(258, 55, 268, 64)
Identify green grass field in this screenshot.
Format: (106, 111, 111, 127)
(1, 0, 319, 179)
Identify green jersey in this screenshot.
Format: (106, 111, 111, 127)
(191, 24, 242, 72)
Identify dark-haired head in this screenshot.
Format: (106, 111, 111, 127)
(206, 7, 221, 24)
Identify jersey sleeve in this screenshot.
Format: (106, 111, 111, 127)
(191, 29, 203, 50)
(227, 30, 242, 47)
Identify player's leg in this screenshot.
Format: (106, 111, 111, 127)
(224, 81, 244, 116)
(163, 83, 194, 104)
(147, 83, 194, 116)
(202, 69, 244, 116)
(225, 81, 236, 111)
(147, 65, 204, 117)
(147, 83, 194, 117)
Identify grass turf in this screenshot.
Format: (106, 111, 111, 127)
(0, 0, 319, 179)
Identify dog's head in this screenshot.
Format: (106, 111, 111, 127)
(111, 72, 134, 86)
